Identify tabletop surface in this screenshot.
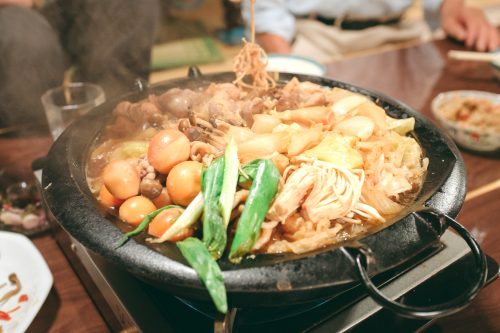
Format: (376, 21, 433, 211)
(0, 37, 499, 333)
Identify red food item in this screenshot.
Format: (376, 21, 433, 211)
(0, 311, 11, 321)
(18, 294, 28, 303)
(147, 129, 191, 174)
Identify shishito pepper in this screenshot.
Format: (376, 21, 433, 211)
(229, 159, 280, 263)
(177, 237, 227, 313)
(201, 157, 227, 259)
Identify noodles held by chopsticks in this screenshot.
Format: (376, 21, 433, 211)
(232, 0, 276, 91)
(233, 40, 276, 91)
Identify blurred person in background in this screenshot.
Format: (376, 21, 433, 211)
(242, 0, 499, 62)
(0, 0, 160, 131)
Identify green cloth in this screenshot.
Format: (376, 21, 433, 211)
(151, 37, 223, 70)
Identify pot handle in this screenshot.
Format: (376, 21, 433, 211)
(344, 207, 487, 319)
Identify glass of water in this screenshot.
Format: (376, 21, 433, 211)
(41, 82, 105, 140)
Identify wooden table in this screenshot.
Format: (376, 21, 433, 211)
(0, 37, 498, 332)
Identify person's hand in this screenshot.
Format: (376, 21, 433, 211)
(441, 0, 499, 52)
(0, 0, 33, 7)
(256, 33, 292, 54)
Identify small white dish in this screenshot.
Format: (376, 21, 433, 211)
(267, 54, 327, 76)
(0, 231, 53, 333)
(431, 90, 500, 152)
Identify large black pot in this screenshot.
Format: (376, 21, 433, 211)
(42, 71, 486, 319)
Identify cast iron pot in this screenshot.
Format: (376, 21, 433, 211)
(42, 69, 487, 319)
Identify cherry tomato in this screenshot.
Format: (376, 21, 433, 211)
(148, 207, 193, 241)
(148, 129, 190, 174)
(166, 161, 203, 206)
(119, 196, 157, 226)
(98, 185, 124, 209)
(102, 159, 140, 200)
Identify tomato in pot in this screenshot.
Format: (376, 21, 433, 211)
(102, 159, 140, 200)
(166, 161, 203, 206)
(98, 185, 124, 209)
(147, 129, 191, 174)
(148, 207, 193, 241)
(119, 196, 157, 226)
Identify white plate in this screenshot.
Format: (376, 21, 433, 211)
(267, 54, 327, 76)
(0, 231, 53, 333)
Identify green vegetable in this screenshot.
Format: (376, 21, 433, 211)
(229, 159, 280, 263)
(237, 159, 261, 185)
(115, 204, 182, 248)
(110, 141, 149, 161)
(151, 194, 204, 243)
(219, 139, 239, 228)
(177, 237, 227, 314)
(202, 157, 227, 259)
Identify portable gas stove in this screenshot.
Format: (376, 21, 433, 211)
(48, 214, 498, 333)
(33, 161, 499, 333)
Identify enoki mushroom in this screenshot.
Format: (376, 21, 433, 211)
(264, 159, 385, 254)
(269, 157, 384, 224)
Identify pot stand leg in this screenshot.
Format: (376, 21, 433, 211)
(214, 308, 237, 333)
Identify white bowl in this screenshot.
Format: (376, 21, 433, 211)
(431, 90, 500, 152)
(267, 54, 327, 76)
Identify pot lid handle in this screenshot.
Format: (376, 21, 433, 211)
(133, 78, 150, 96)
(188, 66, 203, 78)
(343, 207, 487, 319)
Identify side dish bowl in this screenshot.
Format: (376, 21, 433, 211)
(431, 90, 500, 153)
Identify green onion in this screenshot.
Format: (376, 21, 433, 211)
(202, 157, 226, 259)
(237, 159, 261, 184)
(219, 138, 239, 228)
(177, 237, 228, 314)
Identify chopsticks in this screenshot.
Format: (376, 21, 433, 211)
(448, 50, 500, 62)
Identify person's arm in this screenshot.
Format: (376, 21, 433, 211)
(241, 0, 295, 54)
(440, 0, 499, 51)
(256, 32, 292, 53)
(0, 0, 32, 7)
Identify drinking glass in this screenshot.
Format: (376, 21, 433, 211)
(41, 82, 105, 140)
